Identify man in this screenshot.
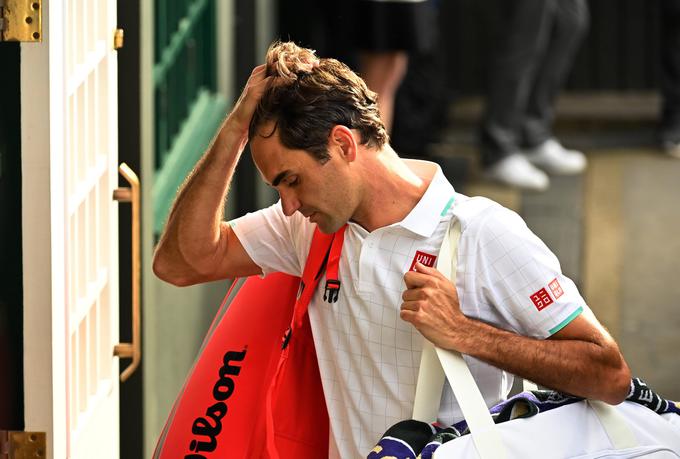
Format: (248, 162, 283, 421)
(153, 42, 631, 457)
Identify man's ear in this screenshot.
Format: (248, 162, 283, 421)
(329, 125, 358, 163)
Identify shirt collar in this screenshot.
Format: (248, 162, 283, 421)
(398, 159, 456, 238)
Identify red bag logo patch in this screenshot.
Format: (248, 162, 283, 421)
(549, 278, 564, 299)
(530, 287, 553, 311)
(410, 251, 437, 271)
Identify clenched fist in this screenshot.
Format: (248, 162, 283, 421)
(401, 262, 470, 351)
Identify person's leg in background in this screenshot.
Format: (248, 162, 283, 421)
(480, 0, 553, 191)
(520, 0, 589, 174)
(355, 0, 436, 135)
(360, 51, 409, 134)
(660, 0, 680, 158)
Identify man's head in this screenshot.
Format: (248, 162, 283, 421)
(248, 41, 388, 161)
(248, 42, 388, 233)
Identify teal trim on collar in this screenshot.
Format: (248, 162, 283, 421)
(549, 306, 584, 335)
(440, 196, 455, 217)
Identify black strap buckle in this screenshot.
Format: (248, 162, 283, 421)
(323, 279, 341, 303)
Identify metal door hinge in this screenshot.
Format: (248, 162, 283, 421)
(0, 431, 46, 458)
(0, 0, 42, 42)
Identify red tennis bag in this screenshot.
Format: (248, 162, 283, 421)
(153, 227, 346, 458)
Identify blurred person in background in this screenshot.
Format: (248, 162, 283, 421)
(480, 0, 589, 191)
(660, 0, 680, 159)
(278, 0, 436, 135)
(355, 0, 437, 134)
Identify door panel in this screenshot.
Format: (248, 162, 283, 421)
(64, 1, 120, 457)
(21, 1, 120, 457)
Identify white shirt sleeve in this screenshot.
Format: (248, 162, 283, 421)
(468, 205, 586, 339)
(228, 201, 315, 278)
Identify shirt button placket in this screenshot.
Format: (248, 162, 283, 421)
(358, 234, 378, 295)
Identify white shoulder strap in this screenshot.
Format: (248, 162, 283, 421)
(413, 221, 508, 459)
(588, 400, 637, 449)
(522, 380, 538, 392)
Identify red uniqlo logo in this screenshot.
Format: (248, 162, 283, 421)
(530, 287, 553, 311)
(549, 278, 564, 299)
(410, 251, 437, 271)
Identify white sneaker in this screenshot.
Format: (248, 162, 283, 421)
(662, 141, 680, 159)
(484, 153, 550, 191)
(523, 139, 587, 175)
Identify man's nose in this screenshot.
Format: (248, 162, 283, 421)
(279, 190, 301, 216)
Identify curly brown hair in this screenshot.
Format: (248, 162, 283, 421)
(248, 41, 388, 163)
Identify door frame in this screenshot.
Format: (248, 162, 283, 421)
(21, 1, 68, 456)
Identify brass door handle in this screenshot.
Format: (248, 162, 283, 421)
(113, 163, 141, 382)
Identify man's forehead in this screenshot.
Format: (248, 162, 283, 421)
(250, 129, 286, 163)
(252, 119, 279, 139)
(251, 137, 305, 185)
(251, 122, 282, 149)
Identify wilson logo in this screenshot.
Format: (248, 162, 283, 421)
(185, 349, 247, 458)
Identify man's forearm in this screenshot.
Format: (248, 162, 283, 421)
(153, 119, 246, 282)
(449, 317, 631, 404)
(401, 263, 632, 405)
(153, 64, 271, 285)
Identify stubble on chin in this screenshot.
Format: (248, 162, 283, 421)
(316, 221, 334, 234)
(315, 215, 342, 234)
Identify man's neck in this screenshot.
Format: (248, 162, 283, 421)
(351, 146, 433, 232)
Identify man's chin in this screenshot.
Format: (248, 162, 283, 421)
(315, 217, 343, 234)
(316, 223, 336, 234)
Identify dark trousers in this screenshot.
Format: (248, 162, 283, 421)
(660, 0, 680, 143)
(480, 0, 589, 167)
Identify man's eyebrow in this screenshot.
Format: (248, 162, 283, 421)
(271, 170, 291, 187)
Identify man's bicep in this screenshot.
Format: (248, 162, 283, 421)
(213, 222, 263, 279)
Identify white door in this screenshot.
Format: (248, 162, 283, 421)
(21, 1, 122, 458)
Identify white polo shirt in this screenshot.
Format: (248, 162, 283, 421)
(230, 160, 587, 458)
